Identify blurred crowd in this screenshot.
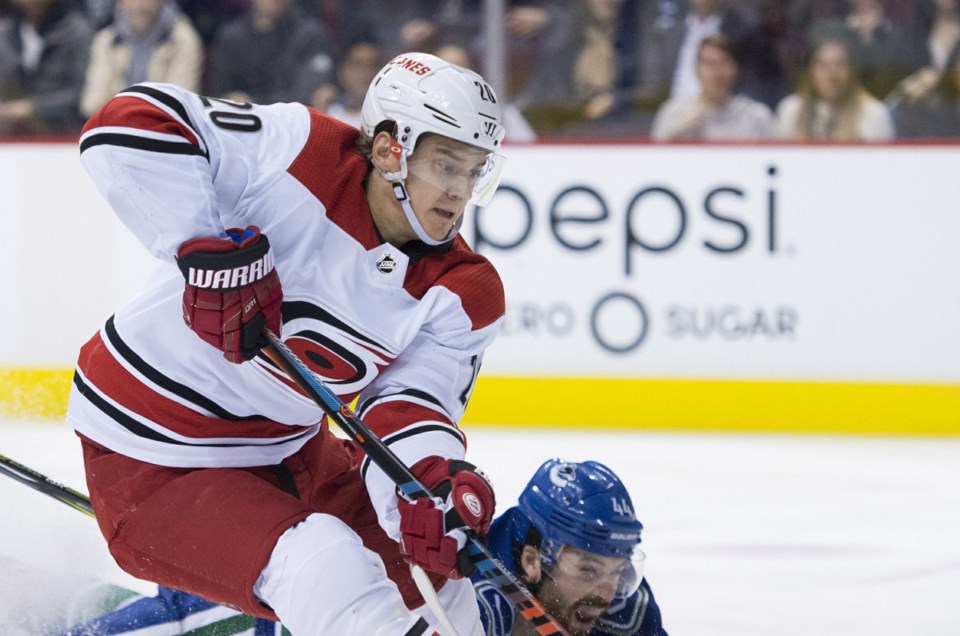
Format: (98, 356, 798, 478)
(1, 0, 959, 141)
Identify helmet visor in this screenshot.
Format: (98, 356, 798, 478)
(470, 152, 506, 207)
(543, 545, 647, 603)
(406, 137, 506, 208)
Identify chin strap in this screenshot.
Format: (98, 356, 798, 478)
(389, 181, 462, 246)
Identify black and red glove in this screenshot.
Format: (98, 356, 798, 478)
(176, 226, 282, 363)
(397, 456, 496, 579)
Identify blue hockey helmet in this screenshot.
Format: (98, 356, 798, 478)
(517, 459, 645, 597)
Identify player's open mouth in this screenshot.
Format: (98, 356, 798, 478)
(573, 607, 602, 626)
(433, 208, 455, 219)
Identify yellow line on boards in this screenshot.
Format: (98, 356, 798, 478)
(463, 377, 960, 436)
(2, 369, 958, 436)
(0, 368, 73, 419)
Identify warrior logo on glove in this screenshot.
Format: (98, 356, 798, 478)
(183, 249, 275, 289)
(176, 226, 283, 364)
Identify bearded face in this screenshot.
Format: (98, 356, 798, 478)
(520, 545, 629, 636)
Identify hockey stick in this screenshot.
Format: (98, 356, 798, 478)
(263, 330, 571, 636)
(1, 452, 443, 636)
(0, 448, 471, 636)
(410, 562, 468, 636)
(0, 453, 95, 518)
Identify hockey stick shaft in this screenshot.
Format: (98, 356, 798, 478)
(263, 330, 570, 636)
(0, 453, 95, 517)
(1, 450, 455, 636)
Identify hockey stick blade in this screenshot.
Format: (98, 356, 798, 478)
(263, 330, 571, 636)
(0, 453, 95, 517)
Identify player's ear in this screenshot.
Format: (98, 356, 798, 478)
(519, 544, 542, 584)
(370, 130, 401, 173)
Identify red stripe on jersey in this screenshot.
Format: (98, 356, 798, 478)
(361, 400, 457, 441)
(78, 332, 313, 441)
(287, 109, 503, 330)
(82, 95, 200, 147)
(287, 109, 379, 249)
(404, 242, 505, 330)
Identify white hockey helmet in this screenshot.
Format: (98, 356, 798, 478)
(360, 52, 506, 209)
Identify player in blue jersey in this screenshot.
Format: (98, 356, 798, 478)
(60, 586, 284, 635)
(62, 458, 666, 636)
(474, 458, 667, 636)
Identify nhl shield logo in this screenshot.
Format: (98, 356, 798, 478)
(376, 253, 398, 274)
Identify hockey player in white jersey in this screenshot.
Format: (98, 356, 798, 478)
(68, 52, 506, 635)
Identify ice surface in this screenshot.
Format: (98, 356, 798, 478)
(1, 419, 959, 635)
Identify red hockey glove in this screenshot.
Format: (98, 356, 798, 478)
(397, 456, 495, 579)
(176, 226, 282, 363)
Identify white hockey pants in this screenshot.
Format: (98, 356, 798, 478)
(254, 513, 481, 635)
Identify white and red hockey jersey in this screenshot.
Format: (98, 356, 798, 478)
(69, 83, 504, 538)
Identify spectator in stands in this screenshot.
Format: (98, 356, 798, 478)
(501, 2, 557, 100)
(634, 0, 785, 118)
(670, 0, 740, 100)
(885, 0, 960, 107)
(82, 0, 114, 29)
(207, 0, 334, 105)
(806, 0, 920, 99)
(0, 0, 93, 135)
(178, 0, 249, 46)
(775, 33, 895, 140)
(433, 42, 538, 142)
(326, 0, 560, 96)
(786, 2, 922, 84)
(326, 0, 473, 60)
(739, 0, 793, 107)
(892, 40, 960, 137)
(80, 0, 203, 117)
(320, 35, 384, 128)
(911, 0, 960, 72)
(515, 0, 627, 135)
(309, 1, 576, 118)
(651, 34, 775, 140)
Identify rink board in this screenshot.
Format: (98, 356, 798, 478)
(3, 368, 958, 435)
(3, 142, 959, 434)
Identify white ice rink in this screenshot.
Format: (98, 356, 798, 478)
(2, 419, 959, 636)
